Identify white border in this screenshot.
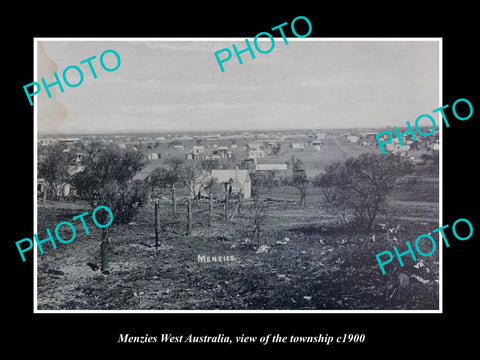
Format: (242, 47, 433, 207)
(33, 37, 38, 312)
(438, 39, 443, 314)
(33, 37, 443, 314)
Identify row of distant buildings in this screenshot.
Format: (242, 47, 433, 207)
(178, 140, 325, 164)
(375, 133, 440, 154)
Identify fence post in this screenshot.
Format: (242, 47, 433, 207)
(224, 189, 229, 221)
(238, 191, 242, 215)
(172, 187, 176, 215)
(100, 227, 110, 272)
(154, 199, 160, 247)
(186, 197, 192, 235)
(42, 182, 47, 207)
(208, 187, 213, 227)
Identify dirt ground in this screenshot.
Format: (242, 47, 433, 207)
(36, 185, 439, 311)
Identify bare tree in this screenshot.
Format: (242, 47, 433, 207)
(154, 199, 161, 247)
(164, 157, 184, 214)
(181, 164, 204, 202)
(203, 177, 219, 227)
(250, 197, 268, 247)
(222, 178, 234, 221)
(292, 170, 309, 206)
(185, 197, 193, 235)
(288, 156, 309, 206)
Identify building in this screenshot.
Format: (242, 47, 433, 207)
(248, 150, 266, 163)
(312, 140, 322, 151)
(192, 145, 205, 154)
(38, 138, 57, 146)
(391, 137, 414, 146)
(316, 132, 327, 140)
(186, 151, 200, 160)
(347, 135, 359, 143)
(291, 143, 305, 150)
(207, 134, 220, 140)
(147, 152, 160, 160)
(37, 177, 75, 198)
(59, 138, 81, 145)
(204, 154, 221, 160)
(255, 163, 288, 177)
(376, 133, 390, 143)
(247, 143, 264, 151)
(209, 168, 251, 199)
(386, 143, 411, 153)
(255, 164, 288, 171)
(216, 146, 230, 158)
(359, 132, 377, 140)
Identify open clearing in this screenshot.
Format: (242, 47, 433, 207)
(36, 173, 439, 311)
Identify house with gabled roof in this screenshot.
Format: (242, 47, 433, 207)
(192, 145, 205, 154)
(199, 167, 251, 199)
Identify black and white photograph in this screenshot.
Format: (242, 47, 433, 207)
(35, 39, 441, 311)
(6, 7, 478, 355)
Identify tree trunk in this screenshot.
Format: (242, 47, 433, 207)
(366, 206, 378, 233)
(154, 199, 160, 247)
(208, 187, 213, 227)
(100, 227, 110, 272)
(186, 197, 192, 235)
(172, 187, 176, 215)
(146, 186, 152, 203)
(194, 185, 199, 206)
(42, 182, 47, 207)
(224, 190, 229, 221)
(299, 189, 306, 206)
(230, 197, 240, 222)
(238, 192, 242, 215)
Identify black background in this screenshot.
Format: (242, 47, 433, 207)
(5, 4, 477, 355)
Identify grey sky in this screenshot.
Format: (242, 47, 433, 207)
(38, 39, 440, 135)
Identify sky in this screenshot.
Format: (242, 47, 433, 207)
(37, 39, 440, 135)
